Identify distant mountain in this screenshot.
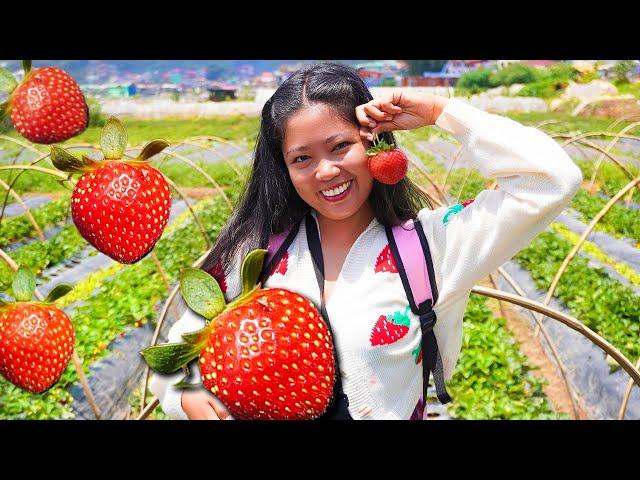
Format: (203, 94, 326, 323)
(0, 60, 368, 82)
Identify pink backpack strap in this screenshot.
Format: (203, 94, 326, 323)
(385, 218, 451, 415)
(389, 218, 438, 309)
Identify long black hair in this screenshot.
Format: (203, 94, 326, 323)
(202, 62, 433, 277)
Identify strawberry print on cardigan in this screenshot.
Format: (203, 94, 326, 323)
(209, 262, 228, 294)
(370, 306, 412, 346)
(271, 251, 289, 276)
(374, 244, 398, 273)
(442, 198, 475, 225)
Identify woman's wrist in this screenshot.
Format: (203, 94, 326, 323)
(427, 95, 449, 126)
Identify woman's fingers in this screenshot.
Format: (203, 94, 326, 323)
(359, 127, 374, 142)
(208, 395, 235, 420)
(364, 104, 393, 122)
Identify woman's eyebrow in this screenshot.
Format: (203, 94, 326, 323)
(285, 133, 348, 156)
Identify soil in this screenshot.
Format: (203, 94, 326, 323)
(480, 277, 591, 420)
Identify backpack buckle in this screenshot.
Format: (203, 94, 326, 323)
(419, 310, 437, 333)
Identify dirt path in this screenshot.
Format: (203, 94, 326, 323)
(480, 277, 590, 419)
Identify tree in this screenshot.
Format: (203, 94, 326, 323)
(612, 60, 636, 83)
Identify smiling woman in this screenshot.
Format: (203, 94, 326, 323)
(149, 62, 582, 421)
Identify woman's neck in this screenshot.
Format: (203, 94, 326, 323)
(315, 202, 375, 247)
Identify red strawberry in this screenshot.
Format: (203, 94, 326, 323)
(370, 307, 411, 347)
(0, 303, 75, 393)
(367, 138, 408, 185)
(71, 161, 171, 263)
(272, 251, 289, 276)
(3, 64, 88, 144)
(142, 250, 337, 420)
(200, 288, 335, 420)
(51, 117, 172, 264)
(374, 244, 398, 273)
(0, 267, 75, 394)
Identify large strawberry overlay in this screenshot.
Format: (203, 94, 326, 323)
(0, 267, 76, 393)
(374, 244, 398, 273)
(50, 117, 172, 264)
(141, 249, 337, 420)
(0, 61, 88, 144)
(271, 251, 289, 276)
(370, 306, 412, 346)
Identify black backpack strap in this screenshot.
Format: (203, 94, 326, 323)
(385, 219, 452, 408)
(305, 211, 352, 420)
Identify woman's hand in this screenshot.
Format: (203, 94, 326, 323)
(181, 389, 235, 420)
(356, 90, 449, 141)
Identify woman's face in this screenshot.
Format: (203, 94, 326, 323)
(282, 103, 373, 222)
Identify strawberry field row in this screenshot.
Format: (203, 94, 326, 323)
(445, 294, 562, 419)
(0, 223, 88, 292)
(0, 185, 243, 419)
(514, 231, 640, 362)
(570, 189, 640, 246)
(0, 195, 70, 247)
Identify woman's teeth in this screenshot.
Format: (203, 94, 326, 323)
(321, 180, 352, 197)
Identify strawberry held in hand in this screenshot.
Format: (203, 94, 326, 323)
(0, 267, 75, 394)
(142, 250, 337, 420)
(367, 137, 408, 185)
(51, 117, 172, 264)
(0, 61, 88, 144)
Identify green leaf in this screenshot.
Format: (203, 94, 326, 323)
(12, 266, 36, 302)
(51, 146, 100, 174)
(181, 323, 213, 346)
(45, 284, 73, 303)
(136, 139, 170, 162)
(140, 342, 202, 374)
(101, 117, 128, 160)
(0, 68, 18, 95)
(0, 101, 9, 123)
(22, 60, 32, 76)
(180, 268, 226, 319)
(241, 249, 267, 295)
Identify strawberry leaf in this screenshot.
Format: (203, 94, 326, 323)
(0, 101, 9, 123)
(51, 146, 100, 174)
(45, 284, 73, 303)
(180, 268, 226, 319)
(140, 342, 202, 374)
(101, 117, 128, 160)
(181, 322, 213, 346)
(241, 249, 267, 295)
(136, 139, 170, 162)
(12, 266, 35, 302)
(0, 68, 18, 95)
(22, 60, 31, 76)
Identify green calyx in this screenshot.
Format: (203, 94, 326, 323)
(9, 266, 73, 304)
(0, 68, 18, 96)
(140, 249, 269, 376)
(101, 117, 128, 160)
(51, 146, 100, 174)
(366, 136, 396, 156)
(12, 266, 36, 302)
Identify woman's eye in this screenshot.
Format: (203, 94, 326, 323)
(294, 155, 310, 164)
(334, 142, 349, 151)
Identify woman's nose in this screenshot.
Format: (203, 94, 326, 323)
(315, 158, 340, 181)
